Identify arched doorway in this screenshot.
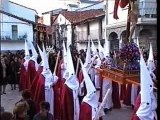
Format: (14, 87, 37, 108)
(120, 30, 127, 48)
(139, 29, 152, 51)
(109, 32, 119, 52)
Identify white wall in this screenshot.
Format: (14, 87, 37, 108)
(1, 41, 25, 51)
(107, 0, 128, 26)
(76, 24, 88, 41)
(1, 14, 33, 51)
(77, 43, 87, 51)
(102, 17, 105, 39)
(43, 13, 51, 25)
(3, 1, 37, 22)
(57, 14, 71, 25)
(1, 14, 33, 41)
(89, 20, 99, 39)
(79, 3, 92, 8)
(1, 0, 9, 10)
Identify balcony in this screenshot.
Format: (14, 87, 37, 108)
(76, 29, 104, 43)
(1, 31, 27, 41)
(76, 31, 88, 42)
(137, 1, 157, 24)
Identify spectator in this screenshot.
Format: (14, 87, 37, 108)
(1, 55, 7, 94)
(8, 59, 17, 90)
(13, 101, 30, 120)
(33, 101, 53, 120)
(0, 111, 13, 120)
(16, 90, 36, 120)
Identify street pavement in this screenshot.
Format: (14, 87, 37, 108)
(1, 85, 133, 120)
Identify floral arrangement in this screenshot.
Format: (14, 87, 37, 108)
(119, 42, 140, 71)
(119, 42, 140, 62)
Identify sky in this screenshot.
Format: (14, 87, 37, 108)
(9, 0, 71, 15)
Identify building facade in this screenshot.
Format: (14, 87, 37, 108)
(104, 0, 157, 54)
(0, 0, 37, 51)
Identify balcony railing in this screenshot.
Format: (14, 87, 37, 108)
(76, 31, 88, 42)
(90, 29, 100, 40)
(76, 29, 104, 42)
(138, 1, 157, 18)
(1, 31, 27, 41)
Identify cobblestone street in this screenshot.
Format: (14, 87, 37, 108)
(1, 85, 133, 120)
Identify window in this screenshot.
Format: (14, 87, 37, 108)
(12, 25, 18, 40)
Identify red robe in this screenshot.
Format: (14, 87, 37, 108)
(77, 70, 86, 104)
(79, 102, 92, 120)
(61, 84, 74, 120)
(131, 94, 141, 120)
(123, 84, 132, 106)
(53, 59, 64, 120)
(79, 102, 102, 120)
(33, 74, 45, 112)
(27, 60, 37, 89)
(30, 66, 43, 98)
(19, 62, 27, 91)
(113, 0, 129, 19)
(120, 84, 126, 100)
(112, 81, 121, 108)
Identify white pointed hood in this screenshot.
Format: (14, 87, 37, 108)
(140, 53, 153, 103)
(64, 46, 79, 90)
(23, 40, 30, 70)
(41, 44, 51, 77)
(24, 40, 30, 60)
(147, 43, 155, 72)
(37, 44, 43, 66)
(84, 39, 92, 68)
(30, 41, 38, 60)
(136, 52, 155, 120)
(98, 39, 104, 59)
(80, 60, 98, 108)
(67, 46, 75, 76)
(91, 39, 97, 56)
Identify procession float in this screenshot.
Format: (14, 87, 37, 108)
(96, 0, 157, 88)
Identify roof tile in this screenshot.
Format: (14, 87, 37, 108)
(61, 9, 104, 24)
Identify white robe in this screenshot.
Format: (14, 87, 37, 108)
(43, 71, 58, 115)
(73, 89, 80, 120)
(94, 58, 101, 88)
(131, 84, 138, 106)
(136, 91, 157, 120)
(102, 79, 113, 109)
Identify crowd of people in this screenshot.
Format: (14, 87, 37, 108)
(0, 40, 157, 120)
(0, 51, 24, 94)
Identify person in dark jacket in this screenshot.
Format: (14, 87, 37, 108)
(33, 101, 53, 120)
(1, 55, 8, 94)
(8, 59, 17, 90)
(16, 90, 36, 120)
